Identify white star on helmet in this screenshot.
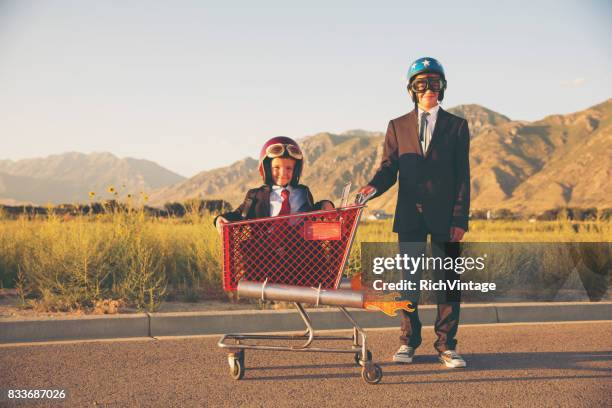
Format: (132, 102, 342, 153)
(423, 59, 430, 67)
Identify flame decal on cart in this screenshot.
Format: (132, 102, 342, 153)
(363, 293, 415, 317)
(350, 274, 415, 316)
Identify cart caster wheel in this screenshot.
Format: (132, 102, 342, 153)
(361, 363, 383, 385)
(354, 350, 372, 366)
(230, 358, 244, 380)
(228, 351, 245, 380)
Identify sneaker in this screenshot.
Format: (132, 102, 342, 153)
(438, 350, 467, 368)
(392, 345, 415, 363)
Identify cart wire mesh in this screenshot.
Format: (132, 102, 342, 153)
(222, 205, 364, 291)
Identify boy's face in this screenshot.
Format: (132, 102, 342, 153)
(413, 73, 441, 109)
(270, 157, 295, 187)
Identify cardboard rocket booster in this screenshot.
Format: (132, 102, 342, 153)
(238, 276, 414, 317)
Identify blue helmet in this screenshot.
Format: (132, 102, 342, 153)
(406, 57, 447, 102)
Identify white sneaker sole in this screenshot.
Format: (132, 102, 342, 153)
(392, 355, 413, 364)
(439, 357, 466, 368)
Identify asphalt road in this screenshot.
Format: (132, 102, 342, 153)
(1, 322, 611, 407)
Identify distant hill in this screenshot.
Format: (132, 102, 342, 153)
(149, 100, 612, 216)
(447, 104, 512, 137)
(0, 152, 185, 205)
(149, 157, 260, 207)
(483, 99, 611, 212)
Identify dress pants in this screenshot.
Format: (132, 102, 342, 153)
(398, 212, 462, 353)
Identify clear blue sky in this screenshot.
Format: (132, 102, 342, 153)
(1, 0, 610, 177)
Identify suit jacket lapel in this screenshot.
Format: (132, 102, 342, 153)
(256, 186, 271, 217)
(406, 109, 423, 156)
(426, 107, 450, 158)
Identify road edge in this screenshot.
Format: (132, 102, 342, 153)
(1, 302, 610, 344)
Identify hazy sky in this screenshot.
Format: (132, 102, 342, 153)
(1, 0, 610, 177)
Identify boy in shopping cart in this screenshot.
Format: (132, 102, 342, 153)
(214, 136, 334, 232)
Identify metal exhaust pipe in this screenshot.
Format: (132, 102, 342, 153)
(238, 280, 364, 309)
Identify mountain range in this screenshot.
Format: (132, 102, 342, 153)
(2, 99, 610, 215)
(0, 152, 185, 205)
(148, 99, 612, 215)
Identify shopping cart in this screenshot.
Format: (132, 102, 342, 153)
(217, 190, 384, 384)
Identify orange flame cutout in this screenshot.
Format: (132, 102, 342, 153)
(363, 292, 415, 317)
(348, 275, 414, 316)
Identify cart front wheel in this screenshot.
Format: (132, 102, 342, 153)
(228, 352, 245, 380)
(354, 350, 373, 366)
(361, 363, 382, 385)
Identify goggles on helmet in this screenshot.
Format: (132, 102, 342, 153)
(410, 77, 444, 93)
(265, 143, 303, 160)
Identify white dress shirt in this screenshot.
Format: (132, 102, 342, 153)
(417, 104, 439, 155)
(269, 185, 307, 216)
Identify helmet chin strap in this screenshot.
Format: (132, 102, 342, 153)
(408, 88, 418, 114)
(411, 90, 425, 113)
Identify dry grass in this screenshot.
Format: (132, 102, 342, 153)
(0, 207, 609, 312)
(0, 206, 223, 312)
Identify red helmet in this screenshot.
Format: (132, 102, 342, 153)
(258, 136, 304, 185)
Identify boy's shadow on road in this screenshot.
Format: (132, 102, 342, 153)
(246, 351, 612, 384)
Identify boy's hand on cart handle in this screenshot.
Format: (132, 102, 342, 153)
(356, 185, 377, 204)
(216, 216, 228, 236)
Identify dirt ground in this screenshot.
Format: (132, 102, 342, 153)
(0, 288, 257, 319)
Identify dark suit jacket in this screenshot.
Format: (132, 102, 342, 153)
(368, 107, 470, 234)
(214, 184, 333, 224)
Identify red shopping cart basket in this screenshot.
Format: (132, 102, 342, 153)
(221, 205, 363, 292)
